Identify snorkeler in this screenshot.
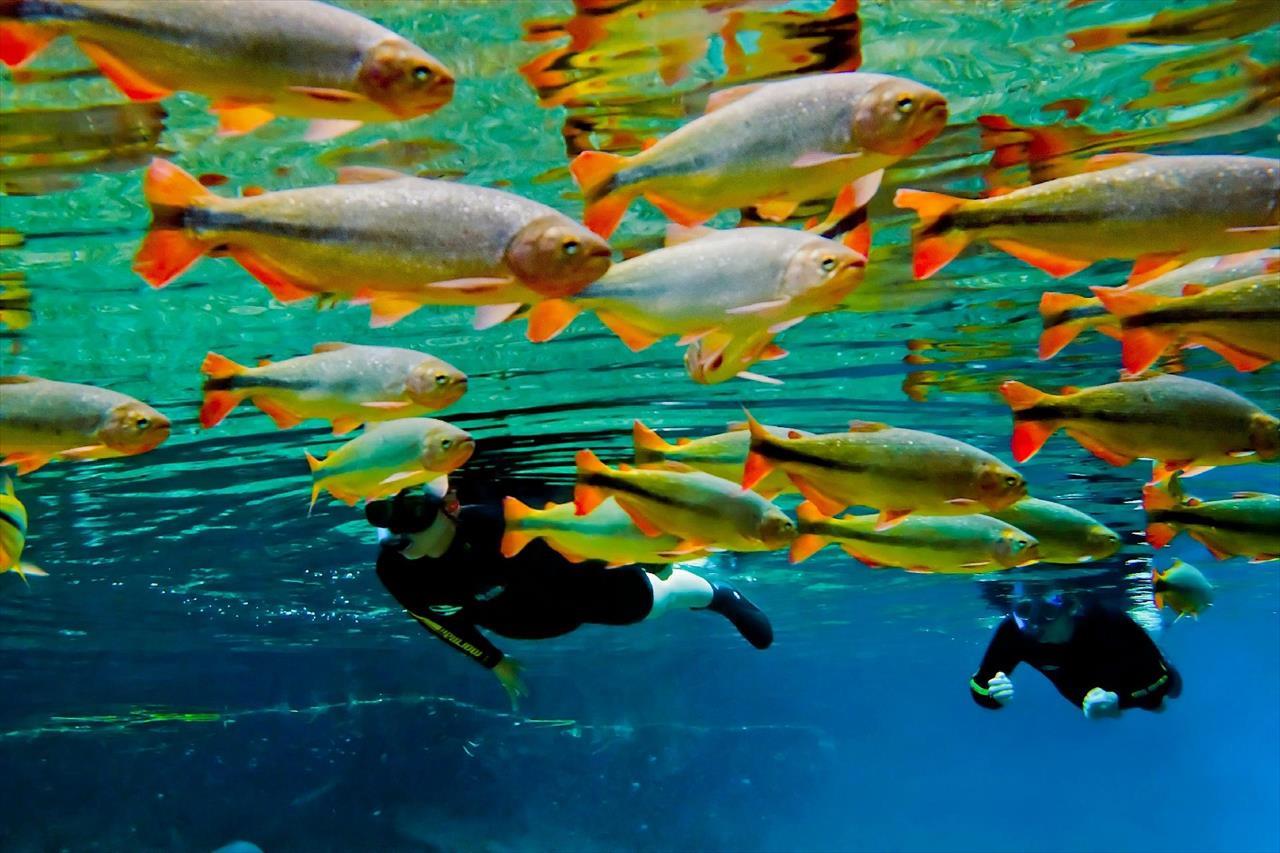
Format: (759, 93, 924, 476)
(367, 488, 773, 707)
(969, 583, 1181, 719)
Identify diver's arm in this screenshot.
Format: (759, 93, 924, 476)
(969, 618, 1022, 710)
(405, 606, 506, 670)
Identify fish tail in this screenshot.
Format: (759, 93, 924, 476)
(789, 533, 827, 564)
(632, 420, 674, 465)
(893, 189, 969, 279)
(1037, 292, 1094, 359)
(1068, 24, 1129, 53)
(573, 449, 610, 515)
(0, 4, 60, 68)
(570, 150, 631, 238)
(740, 410, 777, 491)
(134, 159, 216, 289)
(999, 380, 1060, 462)
(198, 352, 250, 428)
(500, 496, 536, 557)
(1090, 286, 1175, 373)
(1090, 286, 1165, 319)
(526, 299, 580, 342)
(305, 453, 325, 515)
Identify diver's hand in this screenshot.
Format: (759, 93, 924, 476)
(988, 672, 1014, 706)
(492, 657, 528, 711)
(1082, 687, 1120, 719)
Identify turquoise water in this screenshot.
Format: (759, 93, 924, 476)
(2, 1, 1279, 850)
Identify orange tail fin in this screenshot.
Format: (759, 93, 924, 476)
(197, 351, 249, 428)
(200, 351, 247, 380)
(632, 420, 674, 465)
(1146, 522, 1177, 549)
(570, 151, 630, 238)
(789, 533, 827, 564)
(998, 380, 1050, 412)
(1090, 286, 1164, 319)
(740, 410, 777, 490)
(1142, 482, 1177, 513)
(526, 299, 580, 342)
(500, 496, 536, 557)
(894, 188, 969, 279)
(1120, 328, 1173, 375)
(1038, 292, 1097, 359)
(0, 19, 56, 67)
(573, 449, 611, 515)
(134, 159, 216, 288)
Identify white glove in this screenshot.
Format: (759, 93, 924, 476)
(988, 672, 1014, 706)
(1082, 687, 1121, 719)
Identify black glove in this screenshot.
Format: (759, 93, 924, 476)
(365, 490, 442, 534)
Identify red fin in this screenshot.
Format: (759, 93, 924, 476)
(198, 392, 241, 429)
(1141, 482, 1177, 513)
(2, 452, 51, 476)
(133, 160, 215, 287)
(1181, 284, 1207, 297)
(134, 230, 210, 289)
(200, 351, 246, 380)
(596, 311, 660, 352)
(789, 474, 847, 517)
(252, 397, 303, 430)
(228, 249, 316, 303)
(912, 232, 969, 279)
(1067, 24, 1128, 52)
(570, 151, 629, 237)
(526, 299, 579, 342)
(990, 239, 1090, 278)
(582, 194, 630, 239)
(755, 197, 799, 222)
(212, 104, 275, 136)
(1146, 522, 1177, 549)
(894, 188, 965, 223)
(998, 380, 1050, 412)
(618, 501, 663, 537)
(643, 193, 716, 228)
(1119, 327, 1173, 375)
(1201, 339, 1270, 373)
(1090, 285, 1164, 318)
(843, 220, 871, 257)
(77, 41, 172, 101)
(1010, 422, 1057, 463)
(1038, 324, 1084, 360)
(1128, 253, 1183, 285)
(331, 417, 361, 436)
(1067, 430, 1135, 467)
(573, 449, 609, 515)
(501, 497, 535, 557)
(789, 534, 827, 564)
(0, 21, 56, 67)
(875, 509, 911, 531)
(632, 420, 673, 464)
(1040, 291, 1093, 318)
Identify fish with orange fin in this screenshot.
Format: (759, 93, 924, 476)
(0, 0, 452, 138)
(998, 374, 1279, 482)
(199, 343, 467, 435)
(741, 411, 1026, 528)
(1069, 0, 1280, 53)
(1037, 250, 1280, 360)
(574, 449, 795, 553)
(501, 497, 709, 567)
(684, 326, 788, 386)
(0, 375, 169, 475)
(632, 419, 807, 499)
(0, 476, 45, 583)
(895, 154, 1280, 282)
(132, 160, 611, 328)
(1151, 559, 1213, 621)
(1143, 473, 1280, 562)
(1092, 274, 1280, 375)
(570, 72, 946, 238)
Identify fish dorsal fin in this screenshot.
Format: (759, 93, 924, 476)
(336, 166, 408, 184)
(544, 501, 558, 510)
(312, 342, 353, 353)
(257, 358, 272, 367)
(848, 420, 889, 432)
(676, 437, 692, 446)
(1085, 152, 1151, 172)
(705, 83, 765, 114)
(0, 375, 39, 384)
(1060, 385, 1080, 395)
(664, 224, 716, 247)
(1181, 284, 1207, 297)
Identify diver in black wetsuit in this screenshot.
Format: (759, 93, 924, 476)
(969, 584, 1181, 719)
(367, 488, 773, 707)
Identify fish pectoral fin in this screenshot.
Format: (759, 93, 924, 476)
(790, 150, 862, 169)
(336, 166, 406, 184)
(875, 509, 912, 531)
(76, 41, 173, 101)
(768, 316, 806, 335)
(359, 401, 413, 410)
(303, 119, 363, 141)
(664, 224, 716, 247)
(56, 444, 108, 459)
(473, 302, 524, 331)
(1127, 252, 1184, 285)
(960, 560, 993, 569)
(330, 417, 362, 436)
(288, 85, 367, 103)
(1065, 429, 1135, 467)
(660, 539, 711, 556)
(427, 276, 514, 292)
(378, 470, 419, 487)
(988, 239, 1091, 278)
(228, 249, 316, 303)
(726, 298, 790, 315)
(252, 397, 304, 430)
(676, 329, 715, 346)
(642, 193, 716, 228)
(2, 453, 51, 476)
(616, 502, 665, 537)
(946, 498, 980, 507)
(368, 295, 424, 328)
(754, 197, 799, 222)
(596, 311, 661, 352)
(735, 371, 783, 385)
(787, 474, 847, 517)
(211, 104, 276, 136)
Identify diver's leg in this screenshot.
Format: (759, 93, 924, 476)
(644, 567, 714, 618)
(645, 568, 773, 650)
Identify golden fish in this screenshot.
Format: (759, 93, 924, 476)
(1152, 559, 1214, 619)
(987, 497, 1120, 564)
(199, 343, 466, 435)
(0, 0, 453, 137)
(1069, 0, 1280, 52)
(0, 375, 169, 475)
(0, 476, 44, 582)
(501, 496, 710, 566)
(632, 419, 802, 499)
(999, 374, 1279, 481)
(1143, 473, 1280, 562)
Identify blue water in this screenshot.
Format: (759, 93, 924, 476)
(2, 1, 1279, 850)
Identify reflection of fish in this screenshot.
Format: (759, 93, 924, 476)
(896, 154, 1280, 282)
(1144, 473, 1280, 562)
(524, 228, 863, 353)
(999, 374, 1279, 481)
(1069, 0, 1280, 52)
(502, 496, 709, 566)
(632, 419, 803, 499)
(791, 501, 1039, 573)
(571, 72, 946, 237)
(684, 326, 786, 386)
(199, 343, 467, 434)
(574, 449, 795, 552)
(0, 272, 31, 330)
(133, 161, 611, 326)
(0, 476, 45, 582)
(0, 0, 453, 137)
(1038, 251, 1280, 359)
(987, 497, 1119, 564)
(1152, 559, 1213, 620)
(306, 419, 474, 511)
(1092, 274, 1280, 374)
(743, 412, 1026, 526)
(0, 376, 169, 475)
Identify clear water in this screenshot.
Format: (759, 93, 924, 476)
(2, 1, 1278, 850)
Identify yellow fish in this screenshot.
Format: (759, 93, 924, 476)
(306, 419, 474, 511)
(199, 343, 466, 435)
(987, 497, 1120, 564)
(0, 477, 45, 583)
(1152, 559, 1214, 620)
(501, 497, 710, 566)
(742, 412, 1026, 528)
(1143, 473, 1280, 562)
(0, 375, 170, 475)
(0, 0, 453, 137)
(632, 419, 803, 499)
(574, 449, 795, 553)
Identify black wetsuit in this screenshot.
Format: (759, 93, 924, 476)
(969, 606, 1180, 712)
(376, 505, 654, 668)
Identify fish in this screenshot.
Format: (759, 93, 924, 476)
(632, 419, 806, 499)
(790, 501, 1040, 572)
(573, 449, 796, 552)
(501, 496, 711, 566)
(742, 412, 1026, 527)
(570, 72, 947, 238)
(0, 0, 453, 137)
(998, 374, 1280, 481)
(1037, 250, 1280, 359)
(1069, 0, 1280, 52)
(523, 227, 864, 351)
(199, 343, 467, 435)
(684, 326, 788, 386)
(1092, 273, 1280, 374)
(305, 418, 474, 511)
(987, 497, 1120, 564)
(894, 154, 1280, 282)
(1143, 473, 1280, 562)
(1151, 558, 1214, 620)
(0, 476, 45, 582)
(0, 375, 170, 475)
(132, 160, 612, 327)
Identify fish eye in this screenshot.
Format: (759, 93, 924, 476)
(896, 95, 914, 113)
(412, 65, 433, 82)
(435, 374, 449, 385)
(1005, 476, 1018, 487)
(135, 417, 150, 429)
(441, 439, 453, 449)
(563, 238, 580, 256)
(820, 256, 837, 272)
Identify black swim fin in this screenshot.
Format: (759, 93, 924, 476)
(704, 583, 773, 650)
